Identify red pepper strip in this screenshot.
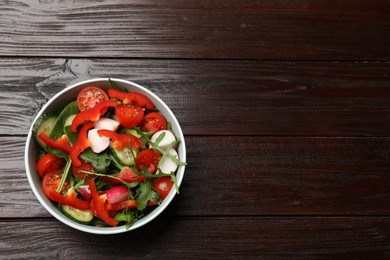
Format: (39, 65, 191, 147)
(87, 179, 118, 227)
(106, 199, 138, 211)
(71, 100, 118, 133)
(49, 187, 90, 210)
(97, 129, 142, 150)
(38, 133, 71, 154)
(90, 198, 98, 217)
(107, 89, 155, 110)
(70, 121, 94, 167)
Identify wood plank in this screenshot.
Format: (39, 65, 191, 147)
(2, 136, 390, 218)
(1, 217, 390, 258)
(0, 1, 389, 60)
(1, 58, 390, 136)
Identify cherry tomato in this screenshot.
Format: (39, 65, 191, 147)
(42, 170, 90, 210)
(115, 103, 144, 128)
(37, 153, 66, 178)
(136, 149, 161, 173)
(71, 161, 96, 180)
(153, 176, 173, 200)
(42, 170, 69, 197)
(140, 112, 167, 133)
(76, 86, 109, 111)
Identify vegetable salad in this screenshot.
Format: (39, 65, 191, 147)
(33, 80, 186, 228)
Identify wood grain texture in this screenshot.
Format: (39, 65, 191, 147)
(2, 136, 390, 218)
(1, 217, 390, 259)
(0, 0, 389, 257)
(1, 58, 389, 136)
(0, 0, 389, 60)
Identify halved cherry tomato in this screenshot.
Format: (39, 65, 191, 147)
(153, 176, 173, 200)
(136, 149, 161, 173)
(77, 86, 109, 111)
(106, 199, 138, 211)
(115, 103, 144, 129)
(107, 89, 155, 110)
(140, 112, 167, 133)
(42, 170, 90, 210)
(37, 153, 66, 178)
(71, 161, 96, 180)
(42, 170, 69, 196)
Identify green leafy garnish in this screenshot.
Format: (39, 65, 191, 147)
(56, 158, 72, 193)
(80, 148, 111, 173)
(134, 127, 187, 168)
(135, 181, 160, 211)
(114, 209, 144, 229)
(49, 101, 79, 140)
(108, 78, 128, 92)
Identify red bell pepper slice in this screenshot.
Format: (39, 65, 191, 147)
(50, 187, 90, 210)
(71, 100, 118, 133)
(106, 199, 138, 212)
(70, 121, 94, 167)
(38, 133, 71, 154)
(97, 129, 142, 150)
(87, 179, 118, 227)
(107, 89, 155, 110)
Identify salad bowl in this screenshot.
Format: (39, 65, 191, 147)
(25, 78, 186, 234)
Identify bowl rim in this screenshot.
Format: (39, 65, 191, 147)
(25, 78, 186, 234)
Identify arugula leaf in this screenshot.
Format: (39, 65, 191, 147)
(56, 158, 72, 193)
(140, 167, 179, 195)
(135, 181, 159, 211)
(80, 148, 111, 173)
(134, 127, 187, 167)
(114, 210, 144, 229)
(79, 170, 139, 190)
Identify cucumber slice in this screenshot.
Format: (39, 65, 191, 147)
(61, 204, 93, 224)
(35, 116, 57, 149)
(125, 128, 142, 139)
(110, 145, 137, 166)
(64, 114, 76, 127)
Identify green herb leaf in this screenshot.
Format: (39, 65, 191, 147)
(80, 148, 111, 173)
(79, 170, 139, 190)
(140, 169, 179, 195)
(135, 181, 159, 211)
(64, 125, 78, 145)
(108, 78, 128, 93)
(49, 101, 79, 140)
(114, 210, 144, 229)
(56, 158, 72, 193)
(134, 127, 187, 167)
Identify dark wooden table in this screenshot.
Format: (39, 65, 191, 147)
(1, 1, 390, 259)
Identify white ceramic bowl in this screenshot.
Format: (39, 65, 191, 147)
(25, 78, 186, 234)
